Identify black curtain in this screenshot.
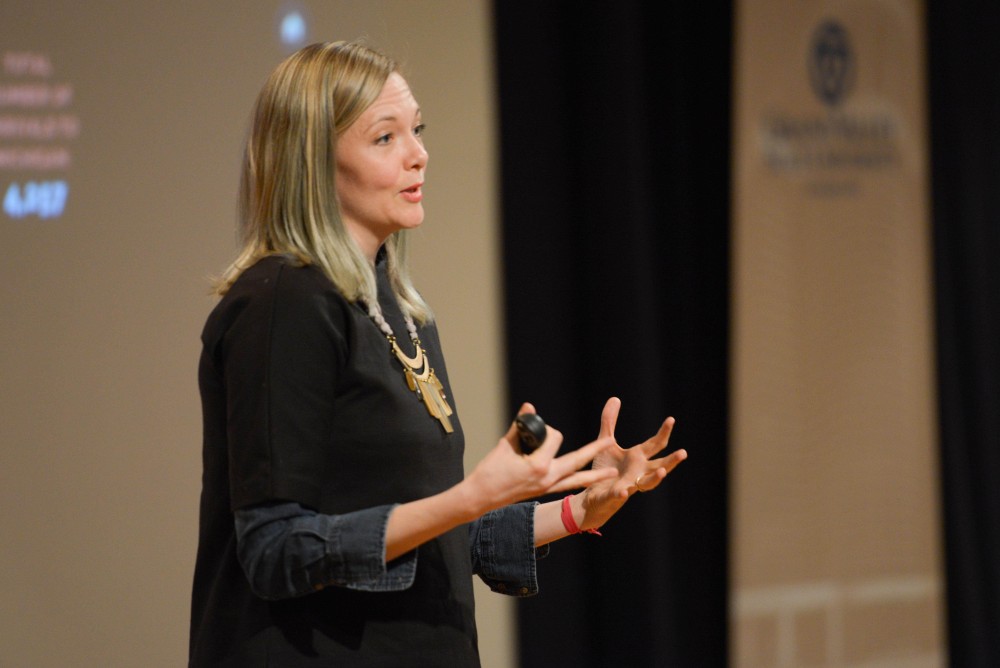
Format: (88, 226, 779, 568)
(928, 3, 1000, 666)
(494, 3, 732, 666)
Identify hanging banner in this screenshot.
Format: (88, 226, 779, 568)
(731, 1, 944, 665)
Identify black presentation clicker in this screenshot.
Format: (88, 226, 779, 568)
(515, 413, 546, 454)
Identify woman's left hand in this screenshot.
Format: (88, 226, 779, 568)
(576, 397, 687, 532)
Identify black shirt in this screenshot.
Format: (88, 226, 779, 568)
(190, 255, 479, 666)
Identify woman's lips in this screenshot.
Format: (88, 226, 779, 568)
(400, 183, 423, 203)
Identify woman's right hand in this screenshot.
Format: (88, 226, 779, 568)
(460, 404, 617, 515)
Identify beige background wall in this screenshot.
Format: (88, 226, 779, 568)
(731, 1, 944, 666)
(0, 2, 512, 666)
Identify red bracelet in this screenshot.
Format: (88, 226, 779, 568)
(561, 494, 601, 536)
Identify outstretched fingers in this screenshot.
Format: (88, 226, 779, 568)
(599, 397, 622, 440)
(634, 467, 667, 493)
(555, 436, 615, 474)
(639, 416, 676, 457)
(660, 447, 688, 472)
(634, 448, 688, 493)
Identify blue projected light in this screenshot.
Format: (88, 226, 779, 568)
(280, 11, 307, 47)
(3, 180, 68, 219)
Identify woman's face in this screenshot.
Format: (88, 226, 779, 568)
(335, 72, 428, 258)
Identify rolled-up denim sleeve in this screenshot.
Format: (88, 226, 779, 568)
(469, 502, 550, 597)
(234, 501, 417, 600)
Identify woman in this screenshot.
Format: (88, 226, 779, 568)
(189, 40, 686, 667)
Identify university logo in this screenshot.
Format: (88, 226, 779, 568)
(809, 20, 855, 107)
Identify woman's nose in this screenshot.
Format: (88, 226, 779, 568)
(407, 136, 428, 170)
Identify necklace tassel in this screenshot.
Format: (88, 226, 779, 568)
(388, 336, 454, 433)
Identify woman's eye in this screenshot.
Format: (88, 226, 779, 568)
(413, 123, 426, 137)
(375, 133, 392, 145)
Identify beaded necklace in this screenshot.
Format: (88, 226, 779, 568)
(366, 302, 454, 433)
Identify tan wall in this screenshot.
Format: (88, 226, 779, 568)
(0, 2, 512, 666)
(731, 1, 944, 666)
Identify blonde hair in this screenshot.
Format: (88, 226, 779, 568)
(216, 40, 432, 323)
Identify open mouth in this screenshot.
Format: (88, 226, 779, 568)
(400, 183, 423, 202)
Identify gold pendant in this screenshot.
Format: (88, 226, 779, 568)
(389, 337, 454, 433)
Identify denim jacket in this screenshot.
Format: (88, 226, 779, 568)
(235, 501, 550, 601)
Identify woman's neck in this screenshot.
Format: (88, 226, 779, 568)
(345, 221, 388, 264)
